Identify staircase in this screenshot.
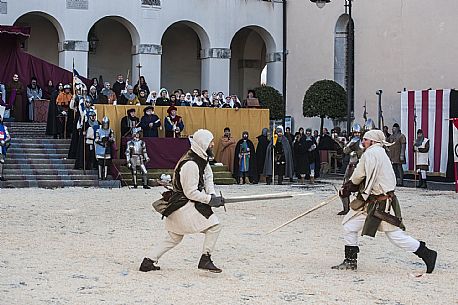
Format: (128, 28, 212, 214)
(0, 122, 101, 188)
(118, 165, 236, 186)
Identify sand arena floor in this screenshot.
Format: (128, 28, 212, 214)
(1, 182, 457, 305)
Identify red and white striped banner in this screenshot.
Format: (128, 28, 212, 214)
(401, 89, 451, 175)
(453, 118, 458, 192)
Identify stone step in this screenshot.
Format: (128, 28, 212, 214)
(0, 180, 103, 188)
(9, 143, 70, 149)
(10, 135, 54, 139)
(4, 124, 47, 128)
(8, 153, 69, 159)
(5, 175, 98, 181)
(3, 169, 97, 175)
(8, 148, 69, 154)
(3, 164, 75, 170)
(11, 139, 71, 144)
(7, 158, 75, 165)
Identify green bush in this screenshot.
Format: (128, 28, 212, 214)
(254, 85, 284, 120)
(303, 80, 347, 133)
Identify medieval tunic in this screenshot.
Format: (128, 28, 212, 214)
(414, 137, 430, 171)
(387, 131, 406, 164)
(165, 142, 219, 235)
(217, 136, 236, 173)
(343, 143, 403, 236)
(263, 135, 294, 180)
(233, 138, 257, 181)
(6, 80, 25, 121)
(140, 113, 161, 137)
(255, 133, 269, 178)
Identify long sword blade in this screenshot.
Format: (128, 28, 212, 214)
(267, 194, 339, 234)
(224, 192, 314, 204)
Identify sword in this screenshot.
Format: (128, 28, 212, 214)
(267, 193, 339, 234)
(222, 192, 314, 204)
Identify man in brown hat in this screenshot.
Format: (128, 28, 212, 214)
(164, 106, 184, 138)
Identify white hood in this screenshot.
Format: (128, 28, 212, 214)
(190, 129, 214, 159)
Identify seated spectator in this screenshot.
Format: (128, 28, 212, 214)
(91, 77, 102, 93)
(221, 96, 232, 108)
(182, 93, 192, 106)
(138, 90, 148, 105)
(133, 75, 150, 96)
(170, 94, 177, 106)
(231, 95, 242, 109)
(191, 88, 200, 104)
(177, 93, 187, 106)
(88, 86, 99, 104)
(99, 82, 117, 105)
(119, 85, 139, 105)
(155, 88, 170, 106)
(192, 95, 204, 107)
(210, 92, 220, 108)
(201, 90, 211, 107)
(146, 90, 157, 105)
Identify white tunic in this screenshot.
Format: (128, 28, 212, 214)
(165, 161, 219, 235)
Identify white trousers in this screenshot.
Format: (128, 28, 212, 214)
(151, 224, 221, 262)
(343, 214, 420, 252)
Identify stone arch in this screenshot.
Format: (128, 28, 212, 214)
(160, 20, 210, 92)
(87, 16, 140, 83)
(13, 11, 65, 65)
(229, 25, 277, 99)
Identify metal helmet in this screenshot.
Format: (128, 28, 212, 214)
(87, 109, 96, 118)
(351, 123, 362, 133)
(364, 118, 376, 131)
(132, 127, 142, 136)
(102, 116, 110, 129)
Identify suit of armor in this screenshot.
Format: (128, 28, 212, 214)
(95, 116, 114, 180)
(126, 129, 150, 188)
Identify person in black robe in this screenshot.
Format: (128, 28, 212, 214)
(155, 89, 170, 106)
(293, 131, 308, 183)
(255, 128, 269, 184)
(74, 109, 99, 170)
(263, 126, 294, 185)
(140, 106, 161, 137)
(112, 74, 126, 101)
(120, 108, 140, 157)
(133, 76, 150, 96)
(304, 128, 320, 182)
(46, 83, 63, 138)
(233, 131, 257, 184)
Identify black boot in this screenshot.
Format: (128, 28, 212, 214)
(266, 176, 272, 185)
(421, 179, 427, 189)
(139, 257, 160, 272)
(416, 177, 422, 188)
(198, 253, 222, 273)
(278, 176, 283, 185)
(331, 246, 359, 270)
(337, 197, 350, 215)
(414, 241, 437, 273)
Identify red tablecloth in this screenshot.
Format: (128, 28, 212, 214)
(121, 137, 190, 169)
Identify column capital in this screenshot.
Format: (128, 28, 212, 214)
(58, 40, 89, 52)
(132, 44, 162, 55)
(200, 48, 231, 59)
(266, 52, 283, 63)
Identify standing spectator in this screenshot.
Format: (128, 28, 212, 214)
(293, 131, 308, 184)
(140, 106, 161, 137)
(43, 80, 54, 100)
(133, 75, 150, 96)
(217, 127, 236, 173)
(155, 88, 170, 106)
(46, 83, 63, 138)
(27, 77, 43, 121)
(164, 106, 184, 138)
(304, 128, 319, 183)
(263, 126, 294, 185)
(383, 125, 391, 139)
(233, 131, 257, 184)
(112, 74, 126, 101)
(255, 128, 270, 184)
(284, 127, 293, 147)
(56, 84, 73, 138)
(6, 74, 26, 121)
(413, 129, 429, 188)
(0, 82, 6, 105)
(387, 123, 406, 187)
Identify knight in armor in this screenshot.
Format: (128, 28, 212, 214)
(338, 123, 364, 215)
(126, 127, 151, 189)
(95, 116, 115, 180)
(0, 115, 11, 181)
(413, 129, 429, 188)
(84, 110, 100, 170)
(263, 126, 294, 185)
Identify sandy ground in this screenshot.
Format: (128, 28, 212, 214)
(1, 181, 457, 305)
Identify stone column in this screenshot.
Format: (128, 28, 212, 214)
(132, 44, 162, 91)
(58, 40, 89, 76)
(266, 52, 283, 94)
(201, 48, 231, 95)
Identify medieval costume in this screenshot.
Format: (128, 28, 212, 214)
(338, 123, 364, 215)
(67, 89, 86, 159)
(6, 74, 26, 121)
(46, 83, 63, 138)
(233, 131, 257, 184)
(138, 90, 148, 105)
(112, 77, 126, 101)
(95, 116, 115, 180)
(304, 128, 319, 183)
(56, 84, 73, 139)
(414, 129, 429, 188)
(263, 126, 294, 185)
(74, 108, 99, 170)
(133, 76, 150, 96)
(164, 106, 184, 138)
(121, 108, 140, 138)
(334, 130, 437, 274)
(74, 97, 96, 169)
(155, 88, 170, 106)
(146, 91, 157, 105)
(255, 128, 269, 183)
(26, 77, 43, 121)
(126, 127, 150, 189)
(99, 82, 117, 105)
(140, 129, 225, 273)
(217, 129, 236, 173)
(387, 123, 407, 186)
(293, 132, 308, 183)
(140, 106, 161, 137)
(180, 93, 192, 106)
(0, 115, 11, 181)
(119, 85, 139, 105)
(88, 86, 99, 104)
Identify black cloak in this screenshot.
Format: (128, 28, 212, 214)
(233, 139, 257, 180)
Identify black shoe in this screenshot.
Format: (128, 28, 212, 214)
(331, 246, 359, 270)
(133, 184, 138, 189)
(414, 241, 437, 273)
(421, 181, 427, 189)
(143, 185, 151, 189)
(337, 209, 349, 216)
(198, 253, 222, 273)
(139, 257, 160, 272)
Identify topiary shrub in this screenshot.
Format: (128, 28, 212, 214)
(254, 85, 284, 120)
(303, 79, 347, 134)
